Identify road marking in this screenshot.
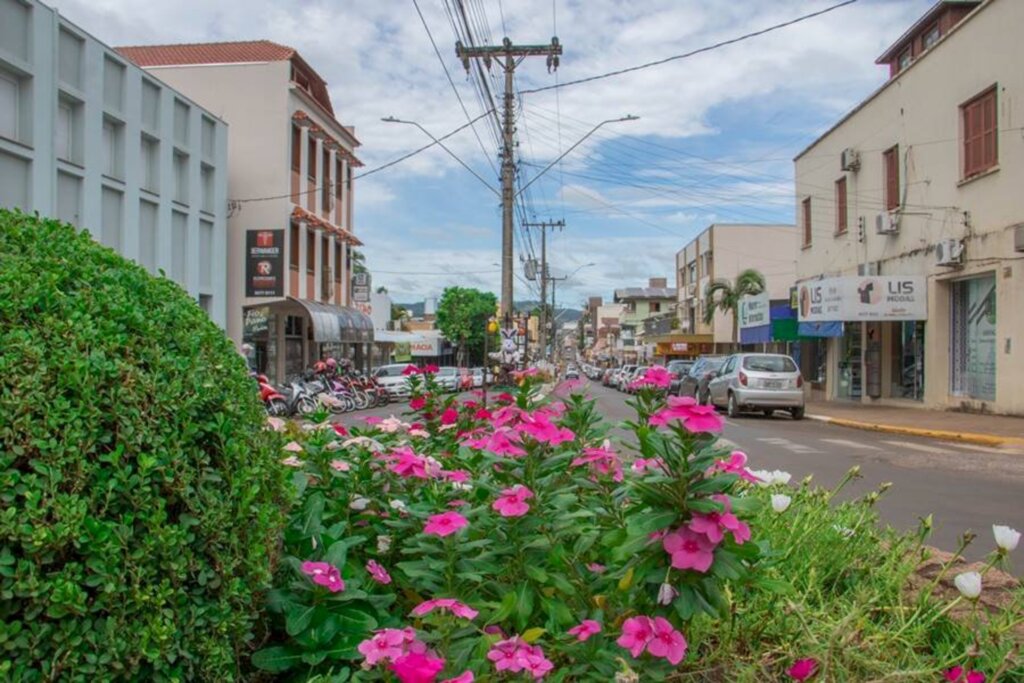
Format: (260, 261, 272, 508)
(755, 437, 821, 454)
(951, 442, 1013, 455)
(819, 438, 882, 451)
(881, 440, 953, 455)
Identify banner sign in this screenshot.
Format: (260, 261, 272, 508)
(243, 306, 269, 337)
(352, 272, 371, 303)
(739, 292, 770, 329)
(798, 276, 926, 322)
(245, 230, 284, 297)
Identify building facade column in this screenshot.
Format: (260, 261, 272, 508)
(341, 240, 350, 306)
(328, 232, 338, 304)
(298, 125, 310, 209)
(298, 219, 309, 299)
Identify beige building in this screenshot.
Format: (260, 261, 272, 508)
(669, 223, 798, 356)
(116, 41, 370, 382)
(794, 0, 1023, 415)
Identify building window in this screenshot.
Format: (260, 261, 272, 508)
(103, 57, 125, 112)
(0, 149, 30, 211)
(307, 137, 317, 181)
(141, 80, 161, 131)
(200, 163, 214, 213)
(961, 85, 998, 179)
(173, 99, 190, 147)
(306, 229, 316, 274)
(198, 294, 213, 316)
(802, 197, 812, 247)
(289, 222, 300, 269)
(322, 148, 332, 215)
(58, 28, 84, 89)
(171, 210, 188, 284)
(335, 158, 343, 223)
(883, 145, 899, 211)
(897, 48, 912, 72)
(56, 171, 82, 226)
(102, 117, 124, 179)
(141, 135, 159, 193)
(0, 70, 20, 142)
(334, 242, 342, 283)
(56, 97, 83, 164)
(173, 151, 189, 204)
(650, 302, 661, 313)
(199, 219, 213, 289)
(100, 186, 123, 252)
(922, 23, 940, 50)
(201, 116, 216, 159)
(139, 199, 158, 272)
(835, 176, 847, 234)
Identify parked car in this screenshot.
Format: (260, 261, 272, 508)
(615, 364, 638, 391)
(677, 356, 726, 403)
(565, 367, 580, 380)
(707, 353, 805, 419)
(470, 367, 485, 388)
(373, 364, 413, 398)
(601, 368, 615, 386)
(436, 366, 460, 392)
(624, 366, 648, 393)
(666, 359, 694, 395)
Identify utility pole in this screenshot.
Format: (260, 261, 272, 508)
(549, 274, 566, 364)
(457, 37, 562, 326)
(524, 219, 564, 362)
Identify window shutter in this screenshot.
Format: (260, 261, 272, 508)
(982, 91, 997, 169)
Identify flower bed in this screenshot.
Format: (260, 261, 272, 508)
(253, 368, 1022, 682)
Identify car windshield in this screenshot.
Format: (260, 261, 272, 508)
(742, 355, 797, 373)
(438, 367, 457, 376)
(376, 366, 406, 377)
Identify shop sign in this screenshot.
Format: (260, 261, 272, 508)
(245, 230, 284, 297)
(354, 301, 372, 318)
(671, 342, 688, 352)
(739, 292, 770, 329)
(798, 276, 925, 322)
(352, 272, 371, 303)
(243, 306, 269, 337)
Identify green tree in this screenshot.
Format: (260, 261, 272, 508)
(350, 249, 367, 274)
(702, 268, 767, 343)
(435, 286, 498, 366)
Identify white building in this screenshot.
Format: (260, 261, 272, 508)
(794, 0, 1024, 415)
(0, 0, 229, 325)
(115, 41, 370, 381)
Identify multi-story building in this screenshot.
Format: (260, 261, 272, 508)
(668, 223, 798, 357)
(794, 0, 1022, 415)
(592, 302, 625, 363)
(0, 0, 229, 325)
(116, 41, 370, 382)
(612, 278, 677, 363)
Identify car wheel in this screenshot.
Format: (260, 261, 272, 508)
(790, 406, 805, 420)
(727, 392, 739, 418)
(763, 409, 774, 418)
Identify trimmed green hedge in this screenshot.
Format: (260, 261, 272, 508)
(0, 210, 289, 681)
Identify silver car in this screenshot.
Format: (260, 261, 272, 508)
(615, 364, 638, 391)
(707, 353, 805, 419)
(373, 364, 413, 398)
(436, 367, 460, 392)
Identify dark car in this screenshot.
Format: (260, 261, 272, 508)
(666, 360, 694, 395)
(677, 356, 726, 403)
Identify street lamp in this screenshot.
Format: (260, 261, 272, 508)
(381, 117, 499, 196)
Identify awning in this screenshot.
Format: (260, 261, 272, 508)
(373, 330, 427, 344)
(287, 297, 374, 343)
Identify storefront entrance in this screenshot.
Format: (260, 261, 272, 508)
(950, 274, 996, 401)
(890, 320, 925, 401)
(837, 323, 862, 400)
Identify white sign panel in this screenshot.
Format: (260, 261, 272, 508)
(798, 276, 926, 322)
(739, 292, 770, 329)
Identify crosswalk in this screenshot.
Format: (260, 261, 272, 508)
(737, 435, 1009, 457)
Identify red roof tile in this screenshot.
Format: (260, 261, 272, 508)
(115, 40, 296, 67)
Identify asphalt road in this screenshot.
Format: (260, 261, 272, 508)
(340, 383, 1024, 562)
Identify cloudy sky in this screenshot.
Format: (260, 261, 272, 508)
(53, 0, 933, 306)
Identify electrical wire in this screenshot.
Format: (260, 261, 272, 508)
(520, 0, 859, 95)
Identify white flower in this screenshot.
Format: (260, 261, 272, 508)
(657, 583, 678, 606)
(377, 535, 392, 553)
(831, 524, 855, 539)
(389, 499, 408, 513)
(349, 496, 370, 511)
(771, 470, 792, 485)
(281, 456, 305, 467)
(282, 441, 303, 453)
(749, 469, 791, 487)
(954, 571, 982, 599)
(993, 525, 1020, 552)
(451, 481, 473, 492)
(771, 494, 792, 513)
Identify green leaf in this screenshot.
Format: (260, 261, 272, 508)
(285, 603, 316, 636)
(325, 540, 348, 568)
(524, 565, 549, 584)
(489, 591, 518, 624)
(626, 509, 677, 538)
(515, 583, 534, 631)
(251, 646, 303, 673)
(336, 606, 378, 634)
(301, 492, 326, 537)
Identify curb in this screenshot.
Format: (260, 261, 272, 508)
(807, 414, 1024, 448)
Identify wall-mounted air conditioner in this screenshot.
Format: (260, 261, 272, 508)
(840, 148, 861, 172)
(875, 212, 899, 235)
(935, 239, 964, 266)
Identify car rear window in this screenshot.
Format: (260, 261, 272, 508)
(377, 366, 405, 377)
(742, 356, 797, 373)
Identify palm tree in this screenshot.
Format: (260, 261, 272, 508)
(702, 268, 767, 344)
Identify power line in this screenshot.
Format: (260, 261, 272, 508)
(520, 0, 859, 95)
(373, 268, 502, 275)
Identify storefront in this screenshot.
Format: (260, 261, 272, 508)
(243, 298, 373, 384)
(650, 334, 715, 362)
(797, 275, 927, 404)
(949, 274, 996, 401)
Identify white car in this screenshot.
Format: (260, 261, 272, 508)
(373, 364, 413, 397)
(436, 367, 460, 392)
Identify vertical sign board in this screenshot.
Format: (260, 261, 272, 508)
(352, 272, 371, 303)
(245, 230, 284, 297)
(739, 292, 770, 329)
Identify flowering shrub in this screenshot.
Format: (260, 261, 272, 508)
(252, 367, 1023, 681)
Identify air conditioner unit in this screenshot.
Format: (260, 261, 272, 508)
(1014, 224, 1024, 252)
(935, 239, 964, 266)
(840, 148, 861, 172)
(875, 212, 899, 235)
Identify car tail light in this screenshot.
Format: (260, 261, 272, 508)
(796, 374, 804, 388)
(738, 371, 748, 386)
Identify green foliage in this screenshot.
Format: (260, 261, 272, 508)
(434, 286, 498, 364)
(0, 210, 289, 681)
(702, 268, 766, 342)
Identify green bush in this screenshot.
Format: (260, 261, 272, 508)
(0, 210, 289, 681)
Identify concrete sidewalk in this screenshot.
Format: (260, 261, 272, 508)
(806, 400, 1024, 448)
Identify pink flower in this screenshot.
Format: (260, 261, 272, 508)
(330, 459, 351, 472)
(448, 499, 469, 507)
(442, 469, 470, 483)
(441, 672, 474, 683)
(663, 527, 717, 573)
(571, 443, 624, 482)
(358, 628, 407, 665)
(787, 658, 819, 681)
(366, 560, 392, 585)
(492, 485, 534, 517)
(646, 617, 687, 665)
(440, 407, 459, 425)
(682, 404, 725, 433)
(332, 423, 349, 436)
(365, 415, 384, 425)
(521, 646, 554, 679)
(410, 396, 427, 410)
(688, 494, 751, 545)
(587, 563, 606, 573)
(410, 598, 479, 620)
(402, 364, 420, 376)
(300, 561, 345, 593)
(390, 651, 446, 683)
(632, 457, 666, 474)
(390, 448, 431, 479)
(709, 450, 760, 483)
(649, 396, 724, 433)
(424, 511, 468, 537)
(474, 408, 493, 420)
(945, 667, 986, 683)
(422, 364, 439, 374)
(487, 430, 528, 457)
(266, 416, 286, 431)
(282, 440, 303, 453)
(630, 365, 673, 390)
(516, 413, 575, 446)
(487, 637, 528, 673)
(567, 619, 601, 642)
(616, 616, 654, 658)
